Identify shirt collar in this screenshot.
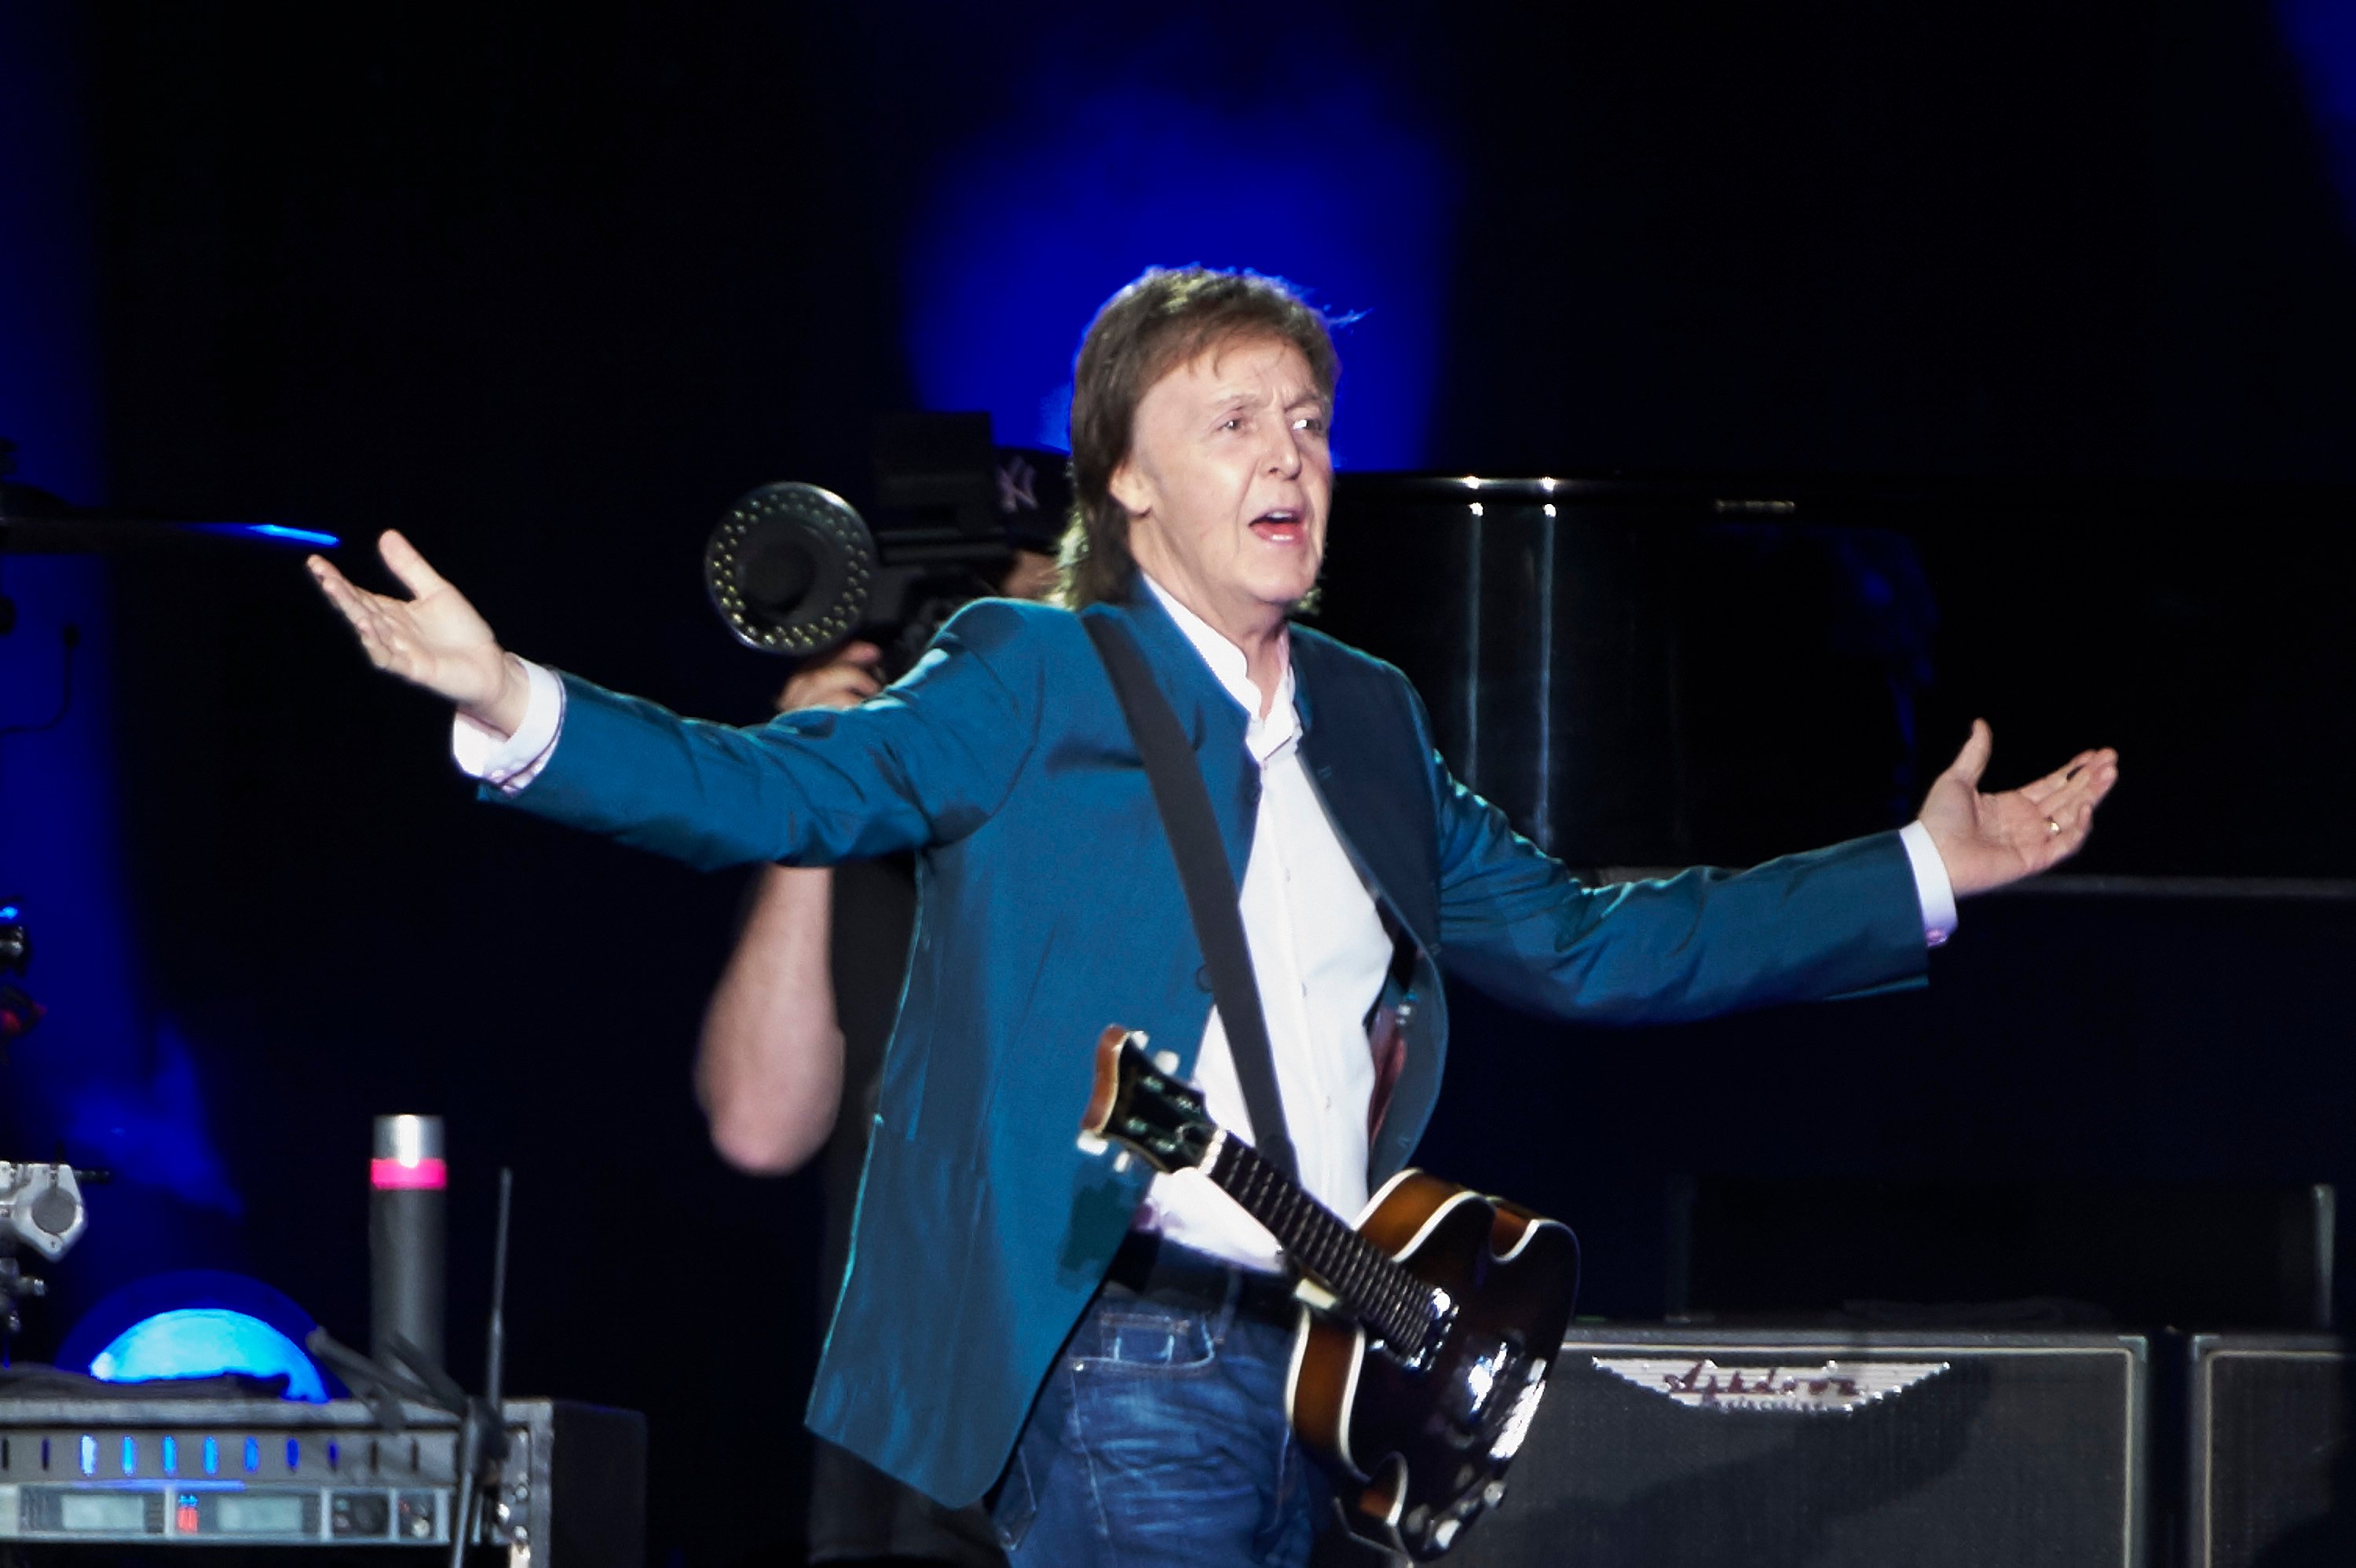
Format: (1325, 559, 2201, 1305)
(1140, 573, 1298, 762)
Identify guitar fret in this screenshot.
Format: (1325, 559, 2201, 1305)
(1271, 1180, 1298, 1248)
(1207, 1139, 1437, 1351)
(1327, 1229, 1363, 1295)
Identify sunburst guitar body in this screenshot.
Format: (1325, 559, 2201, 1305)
(1079, 1026, 1580, 1560)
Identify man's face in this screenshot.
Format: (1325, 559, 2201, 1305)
(1110, 334, 1331, 637)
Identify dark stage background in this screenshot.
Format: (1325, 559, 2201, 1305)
(4, 3, 2354, 1563)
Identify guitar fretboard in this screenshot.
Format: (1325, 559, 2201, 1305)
(1208, 1135, 1440, 1354)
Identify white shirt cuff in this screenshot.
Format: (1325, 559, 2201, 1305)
(1898, 819, 1959, 948)
(450, 657, 565, 795)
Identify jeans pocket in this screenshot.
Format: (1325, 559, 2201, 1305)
(1074, 1309, 1218, 1373)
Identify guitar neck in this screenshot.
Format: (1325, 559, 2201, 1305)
(1205, 1135, 1437, 1351)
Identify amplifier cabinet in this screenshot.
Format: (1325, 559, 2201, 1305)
(2187, 1332, 2354, 1568)
(0, 1396, 642, 1566)
(1447, 1326, 2148, 1568)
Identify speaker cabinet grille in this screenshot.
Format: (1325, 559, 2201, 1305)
(1447, 1328, 2146, 1568)
(2190, 1333, 2353, 1568)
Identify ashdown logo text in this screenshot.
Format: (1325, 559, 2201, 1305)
(1593, 1357, 1950, 1413)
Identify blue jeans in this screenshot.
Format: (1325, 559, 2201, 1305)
(990, 1259, 1326, 1567)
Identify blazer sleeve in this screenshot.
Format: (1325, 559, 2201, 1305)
(1424, 696, 1928, 1024)
(486, 598, 1047, 872)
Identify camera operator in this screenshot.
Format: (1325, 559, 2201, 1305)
(694, 455, 1061, 1568)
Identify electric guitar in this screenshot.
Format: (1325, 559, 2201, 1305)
(1079, 1026, 1580, 1560)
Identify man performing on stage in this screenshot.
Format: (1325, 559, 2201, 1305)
(309, 266, 2117, 1567)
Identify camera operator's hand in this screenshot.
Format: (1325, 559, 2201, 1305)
(776, 641, 884, 714)
(308, 532, 530, 736)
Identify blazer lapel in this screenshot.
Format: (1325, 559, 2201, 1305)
(1096, 594, 1257, 888)
(1292, 632, 1443, 955)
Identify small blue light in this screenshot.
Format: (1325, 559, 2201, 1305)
(243, 1438, 258, 1473)
(285, 1438, 299, 1471)
(250, 524, 338, 546)
(86, 1308, 330, 1402)
(0, 905, 18, 921)
(163, 1436, 179, 1474)
(122, 1436, 137, 1475)
(327, 1441, 339, 1471)
(171, 522, 341, 549)
(79, 1435, 96, 1476)
(203, 1438, 218, 1476)
(200, 522, 339, 546)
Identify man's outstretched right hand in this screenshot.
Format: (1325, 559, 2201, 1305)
(308, 530, 532, 737)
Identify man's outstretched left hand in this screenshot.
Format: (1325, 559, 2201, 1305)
(1918, 720, 2120, 897)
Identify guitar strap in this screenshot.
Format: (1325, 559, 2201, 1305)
(1085, 615, 1301, 1183)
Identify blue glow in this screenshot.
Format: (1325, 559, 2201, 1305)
(62, 1025, 246, 1218)
(902, 55, 1454, 469)
(203, 1438, 218, 1476)
(285, 1438, 299, 1470)
(121, 1436, 136, 1475)
(163, 1436, 178, 1474)
(0, 906, 18, 921)
(79, 1435, 95, 1476)
(188, 522, 341, 548)
(87, 1309, 331, 1403)
(0, 11, 218, 1329)
(243, 1438, 259, 1473)
(2278, 0, 2356, 238)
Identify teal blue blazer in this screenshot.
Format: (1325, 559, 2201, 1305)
(499, 589, 1927, 1505)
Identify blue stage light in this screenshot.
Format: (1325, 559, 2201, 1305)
(183, 522, 342, 548)
(87, 1310, 330, 1404)
(60, 1270, 332, 1402)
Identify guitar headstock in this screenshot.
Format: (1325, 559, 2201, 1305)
(1078, 1025, 1217, 1174)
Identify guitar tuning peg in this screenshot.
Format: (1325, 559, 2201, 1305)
(1152, 1050, 1180, 1075)
(1077, 1133, 1110, 1157)
(1111, 1152, 1135, 1175)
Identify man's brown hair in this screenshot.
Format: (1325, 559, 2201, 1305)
(1057, 267, 1340, 609)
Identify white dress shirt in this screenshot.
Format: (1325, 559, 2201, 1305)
(455, 595, 1959, 1274)
(1129, 576, 1391, 1272)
